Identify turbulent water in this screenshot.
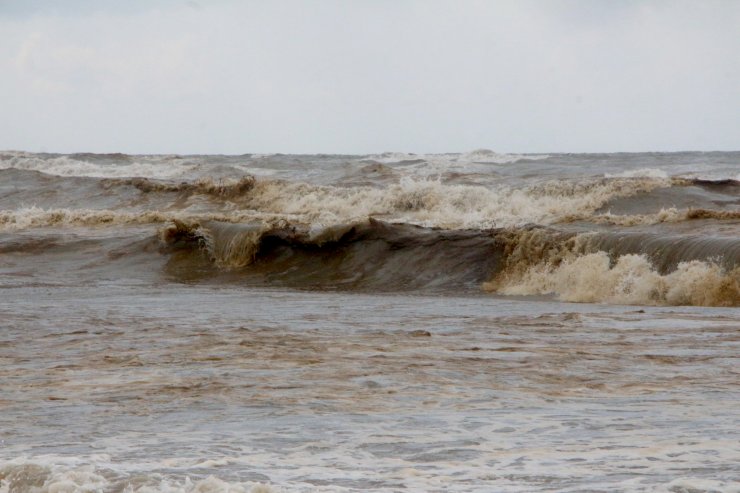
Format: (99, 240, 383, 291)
(1, 150, 739, 492)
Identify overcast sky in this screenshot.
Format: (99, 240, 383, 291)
(1, 0, 738, 154)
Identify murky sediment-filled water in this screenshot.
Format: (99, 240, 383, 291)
(1, 151, 738, 491)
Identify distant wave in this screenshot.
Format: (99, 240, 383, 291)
(605, 168, 669, 179)
(102, 176, 256, 197)
(367, 149, 550, 165)
(562, 208, 740, 226)
(0, 174, 679, 230)
(0, 152, 197, 179)
(226, 174, 675, 229)
(0, 207, 285, 231)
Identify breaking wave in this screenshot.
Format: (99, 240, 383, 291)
(101, 176, 256, 198)
(154, 219, 740, 306)
(160, 219, 502, 290)
(484, 229, 739, 307)
(0, 152, 198, 179)
(0, 207, 285, 231)
(235, 174, 675, 229)
(1, 174, 680, 230)
(0, 461, 277, 493)
(2, 151, 737, 307)
(488, 251, 739, 307)
(565, 207, 740, 226)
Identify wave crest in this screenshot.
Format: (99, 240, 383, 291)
(103, 176, 256, 198)
(243, 175, 673, 229)
(487, 250, 739, 307)
(0, 207, 282, 231)
(0, 153, 198, 179)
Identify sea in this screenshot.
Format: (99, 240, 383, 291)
(0, 150, 738, 492)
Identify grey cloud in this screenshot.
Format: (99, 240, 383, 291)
(1, 0, 738, 153)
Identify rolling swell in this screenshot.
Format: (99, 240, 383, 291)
(158, 219, 739, 305)
(161, 219, 503, 291)
(100, 176, 256, 197)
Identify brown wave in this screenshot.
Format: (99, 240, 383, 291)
(3, 209, 738, 306)
(690, 177, 740, 188)
(101, 176, 256, 199)
(158, 219, 740, 305)
(90, 173, 683, 229)
(160, 218, 503, 291)
(560, 208, 740, 226)
(0, 207, 288, 230)
(69, 152, 134, 162)
(487, 251, 740, 307)
(484, 228, 740, 307)
(5, 169, 719, 231)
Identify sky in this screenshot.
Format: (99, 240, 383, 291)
(1, 0, 738, 154)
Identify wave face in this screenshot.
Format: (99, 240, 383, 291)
(1, 150, 739, 306)
(160, 219, 503, 291)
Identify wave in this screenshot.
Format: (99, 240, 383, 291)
(3, 152, 737, 307)
(158, 219, 739, 305)
(362, 149, 551, 180)
(237, 175, 676, 229)
(563, 207, 740, 226)
(1, 174, 679, 231)
(487, 251, 739, 307)
(1, 461, 738, 493)
(691, 177, 740, 188)
(0, 461, 276, 493)
(160, 219, 502, 290)
(101, 176, 256, 198)
(3, 210, 737, 306)
(367, 149, 550, 165)
(0, 207, 287, 231)
(484, 229, 739, 307)
(0, 153, 198, 179)
(605, 167, 669, 179)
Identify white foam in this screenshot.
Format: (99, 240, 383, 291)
(244, 175, 672, 229)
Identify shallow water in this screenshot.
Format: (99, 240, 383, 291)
(1, 285, 739, 492)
